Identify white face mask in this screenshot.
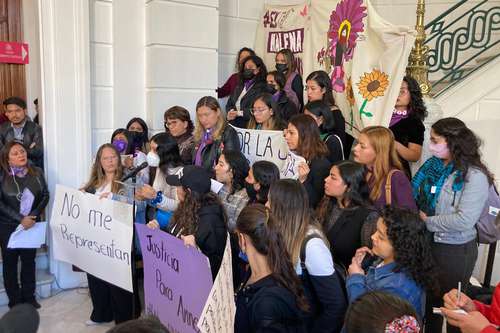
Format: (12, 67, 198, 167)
(146, 151, 160, 167)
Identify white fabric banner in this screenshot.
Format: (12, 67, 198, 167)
(50, 185, 133, 291)
(255, 0, 416, 137)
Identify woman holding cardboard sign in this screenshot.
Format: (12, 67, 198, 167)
(0, 140, 49, 309)
(81, 143, 137, 326)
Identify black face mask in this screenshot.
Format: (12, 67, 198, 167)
(129, 130, 146, 150)
(275, 63, 288, 73)
(266, 84, 277, 95)
(245, 182, 258, 202)
(242, 69, 255, 81)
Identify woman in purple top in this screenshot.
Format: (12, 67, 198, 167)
(217, 47, 255, 99)
(353, 126, 416, 210)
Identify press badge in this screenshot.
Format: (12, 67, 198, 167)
(431, 186, 437, 194)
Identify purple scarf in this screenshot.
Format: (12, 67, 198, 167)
(194, 129, 213, 166)
(11, 166, 28, 178)
(272, 91, 281, 102)
(389, 109, 409, 127)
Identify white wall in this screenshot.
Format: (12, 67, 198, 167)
(22, 0, 41, 119)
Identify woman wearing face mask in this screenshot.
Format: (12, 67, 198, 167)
(111, 128, 149, 186)
(389, 76, 427, 178)
(266, 71, 298, 122)
(317, 160, 378, 270)
(285, 114, 331, 209)
(163, 106, 195, 165)
(136, 133, 183, 230)
(353, 126, 416, 210)
(305, 71, 346, 150)
(126, 117, 149, 153)
(226, 55, 268, 129)
(412, 117, 493, 333)
(234, 204, 308, 333)
(268, 179, 347, 333)
(0, 141, 49, 309)
(214, 150, 250, 231)
(304, 100, 344, 164)
(275, 48, 303, 110)
(217, 47, 256, 99)
(247, 93, 286, 131)
(193, 96, 240, 173)
(347, 207, 439, 320)
(245, 160, 280, 205)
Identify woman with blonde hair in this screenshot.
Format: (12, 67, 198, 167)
(353, 126, 416, 210)
(193, 96, 240, 172)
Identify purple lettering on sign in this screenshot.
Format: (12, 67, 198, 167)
(267, 28, 304, 54)
(136, 223, 213, 333)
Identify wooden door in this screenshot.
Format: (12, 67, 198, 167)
(0, 0, 25, 105)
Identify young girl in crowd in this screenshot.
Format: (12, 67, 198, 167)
(234, 204, 308, 332)
(214, 150, 250, 231)
(275, 48, 303, 109)
(285, 114, 331, 208)
(226, 55, 268, 129)
(412, 117, 493, 333)
(345, 291, 421, 333)
(389, 76, 427, 178)
(304, 100, 344, 163)
(136, 133, 183, 229)
(217, 47, 255, 99)
(353, 126, 416, 210)
(346, 207, 439, 320)
(245, 160, 280, 204)
(305, 71, 346, 146)
(247, 93, 286, 131)
(163, 106, 195, 165)
(81, 144, 137, 325)
(268, 179, 346, 333)
(164, 165, 227, 278)
(0, 141, 49, 309)
(317, 160, 378, 270)
(266, 70, 298, 122)
(126, 117, 149, 153)
(111, 128, 149, 185)
(193, 96, 240, 172)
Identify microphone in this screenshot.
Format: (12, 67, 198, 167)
(121, 161, 148, 182)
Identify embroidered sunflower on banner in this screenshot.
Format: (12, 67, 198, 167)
(357, 69, 389, 118)
(328, 0, 367, 92)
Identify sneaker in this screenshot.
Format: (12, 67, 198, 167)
(85, 320, 107, 326)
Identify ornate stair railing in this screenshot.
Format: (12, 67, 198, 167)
(424, 0, 500, 97)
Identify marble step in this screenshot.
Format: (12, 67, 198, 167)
(0, 269, 54, 306)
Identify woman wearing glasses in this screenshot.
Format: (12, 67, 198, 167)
(163, 106, 195, 165)
(247, 93, 286, 131)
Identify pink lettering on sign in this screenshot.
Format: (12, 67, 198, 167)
(267, 28, 304, 54)
(0, 41, 29, 64)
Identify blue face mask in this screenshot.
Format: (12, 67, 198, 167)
(239, 250, 249, 263)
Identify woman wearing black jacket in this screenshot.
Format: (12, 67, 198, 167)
(316, 160, 378, 270)
(285, 114, 331, 208)
(0, 141, 49, 309)
(163, 165, 227, 279)
(268, 180, 347, 333)
(193, 96, 240, 173)
(235, 204, 308, 333)
(226, 55, 268, 129)
(267, 70, 299, 122)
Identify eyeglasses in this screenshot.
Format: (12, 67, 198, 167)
(251, 108, 269, 114)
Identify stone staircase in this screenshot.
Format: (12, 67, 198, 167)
(0, 246, 54, 306)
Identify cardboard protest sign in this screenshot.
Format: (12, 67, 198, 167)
(136, 223, 213, 333)
(50, 185, 133, 291)
(198, 235, 235, 333)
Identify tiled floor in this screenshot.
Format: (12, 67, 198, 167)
(0, 289, 114, 333)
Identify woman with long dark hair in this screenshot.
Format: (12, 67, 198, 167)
(226, 55, 268, 129)
(317, 160, 378, 269)
(285, 114, 331, 208)
(247, 92, 286, 131)
(245, 160, 280, 205)
(275, 48, 303, 109)
(347, 207, 439, 320)
(389, 76, 427, 177)
(163, 106, 195, 165)
(217, 47, 255, 99)
(266, 70, 299, 122)
(111, 128, 149, 185)
(234, 204, 308, 332)
(412, 117, 493, 333)
(126, 117, 149, 153)
(268, 179, 347, 333)
(0, 141, 49, 309)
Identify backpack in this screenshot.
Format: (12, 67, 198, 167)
(477, 184, 500, 244)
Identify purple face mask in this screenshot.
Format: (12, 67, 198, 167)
(429, 142, 449, 159)
(112, 139, 127, 154)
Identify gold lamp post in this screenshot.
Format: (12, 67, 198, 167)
(407, 0, 431, 95)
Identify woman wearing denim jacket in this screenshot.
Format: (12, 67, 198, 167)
(412, 117, 493, 333)
(346, 207, 439, 320)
